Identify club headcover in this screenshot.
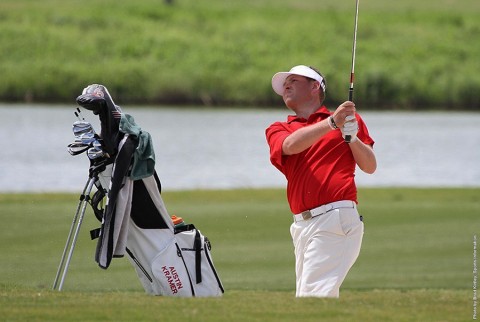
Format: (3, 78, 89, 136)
(76, 86, 106, 115)
(76, 84, 123, 157)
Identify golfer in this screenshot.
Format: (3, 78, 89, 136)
(265, 65, 376, 298)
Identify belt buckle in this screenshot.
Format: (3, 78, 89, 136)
(301, 210, 312, 221)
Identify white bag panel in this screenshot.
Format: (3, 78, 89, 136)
(151, 239, 194, 297)
(126, 218, 179, 295)
(112, 179, 133, 257)
(140, 176, 175, 232)
(125, 205, 223, 297)
(175, 228, 224, 297)
(97, 163, 113, 193)
(127, 254, 161, 295)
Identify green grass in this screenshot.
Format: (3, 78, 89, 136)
(0, 288, 471, 322)
(0, 188, 478, 321)
(0, 0, 479, 109)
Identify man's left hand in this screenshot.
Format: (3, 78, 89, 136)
(342, 115, 358, 143)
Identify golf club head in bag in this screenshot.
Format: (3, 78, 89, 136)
(75, 132, 96, 145)
(67, 121, 96, 156)
(87, 140, 106, 160)
(72, 121, 94, 136)
(67, 142, 90, 156)
(76, 84, 123, 157)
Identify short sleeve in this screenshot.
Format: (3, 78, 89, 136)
(265, 122, 291, 174)
(356, 114, 375, 147)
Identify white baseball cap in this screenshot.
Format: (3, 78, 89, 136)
(271, 65, 326, 96)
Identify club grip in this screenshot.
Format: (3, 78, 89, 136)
(346, 88, 353, 142)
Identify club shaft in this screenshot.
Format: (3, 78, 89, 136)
(349, 0, 360, 100)
(346, 0, 360, 143)
(74, 112, 82, 122)
(76, 107, 85, 120)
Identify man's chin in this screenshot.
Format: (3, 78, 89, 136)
(284, 98, 296, 110)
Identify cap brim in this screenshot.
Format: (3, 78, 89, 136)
(271, 72, 293, 96)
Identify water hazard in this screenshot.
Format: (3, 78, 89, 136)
(0, 104, 479, 192)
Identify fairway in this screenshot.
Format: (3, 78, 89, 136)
(0, 188, 478, 321)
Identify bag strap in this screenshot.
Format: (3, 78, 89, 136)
(90, 228, 101, 240)
(174, 223, 196, 234)
(173, 223, 203, 284)
(194, 229, 202, 284)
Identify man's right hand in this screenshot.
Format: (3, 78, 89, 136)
(331, 101, 356, 128)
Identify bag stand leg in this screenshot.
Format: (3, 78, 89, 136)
(52, 176, 97, 291)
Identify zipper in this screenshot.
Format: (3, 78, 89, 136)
(176, 243, 195, 296)
(203, 243, 225, 293)
(125, 247, 153, 283)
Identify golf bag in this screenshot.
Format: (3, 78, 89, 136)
(55, 84, 224, 297)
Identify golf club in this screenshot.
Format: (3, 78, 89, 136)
(67, 142, 90, 156)
(75, 132, 96, 145)
(345, 0, 360, 143)
(87, 140, 106, 160)
(72, 121, 94, 137)
(75, 107, 86, 121)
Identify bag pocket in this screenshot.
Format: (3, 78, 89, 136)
(151, 238, 194, 297)
(175, 227, 224, 296)
(203, 237, 225, 294)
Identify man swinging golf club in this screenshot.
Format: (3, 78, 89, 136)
(265, 0, 375, 298)
(265, 65, 376, 297)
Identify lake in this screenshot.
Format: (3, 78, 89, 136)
(0, 104, 479, 192)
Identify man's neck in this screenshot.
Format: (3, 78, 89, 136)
(293, 104, 321, 119)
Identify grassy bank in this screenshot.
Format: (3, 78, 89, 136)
(0, 188, 478, 320)
(1, 0, 479, 109)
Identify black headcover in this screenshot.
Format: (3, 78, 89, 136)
(76, 84, 123, 157)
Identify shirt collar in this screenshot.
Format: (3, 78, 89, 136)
(286, 106, 331, 124)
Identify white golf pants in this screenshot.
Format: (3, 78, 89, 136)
(290, 204, 364, 298)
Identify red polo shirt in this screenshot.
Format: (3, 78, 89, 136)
(265, 106, 374, 214)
